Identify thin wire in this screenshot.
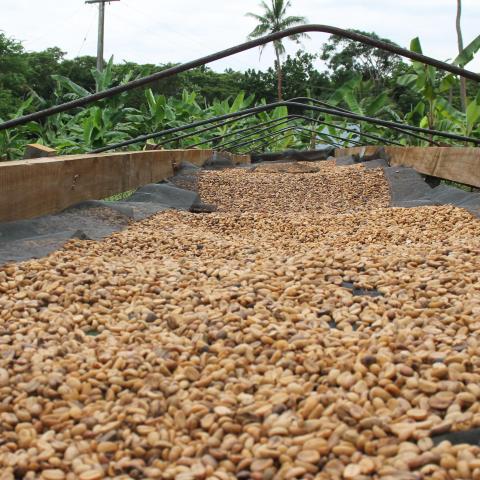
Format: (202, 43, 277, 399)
(74, 8, 98, 58)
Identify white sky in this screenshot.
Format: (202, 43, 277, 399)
(1, 0, 479, 72)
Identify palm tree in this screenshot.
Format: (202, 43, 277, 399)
(456, 0, 467, 112)
(246, 0, 309, 100)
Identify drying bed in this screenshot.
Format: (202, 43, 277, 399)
(1, 161, 480, 479)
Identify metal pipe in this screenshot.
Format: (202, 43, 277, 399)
(236, 126, 343, 153)
(216, 121, 299, 150)
(91, 101, 480, 152)
(154, 97, 401, 149)
(152, 112, 258, 148)
(290, 114, 404, 146)
(293, 125, 364, 147)
(186, 116, 296, 149)
(225, 126, 302, 151)
(1, 24, 479, 132)
(140, 97, 441, 150)
(289, 97, 441, 146)
(187, 113, 401, 149)
(220, 121, 362, 151)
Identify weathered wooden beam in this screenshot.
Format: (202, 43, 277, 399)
(335, 146, 480, 188)
(0, 149, 231, 223)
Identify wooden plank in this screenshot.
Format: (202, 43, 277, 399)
(0, 149, 213, 222)
(335, 146, 480, 188)
(231, 153, 251, 165)
(335, 146, 381, 159)
(24, 143, 57, 159)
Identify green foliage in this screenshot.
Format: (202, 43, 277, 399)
(395, 36, 480, 140)
(321, 30, 405, 86)
(453, 34, 480, 67)
(0, 27, 479, 160)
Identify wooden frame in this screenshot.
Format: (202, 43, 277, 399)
(0, 149, 250, 222)
(335, 146, 480, 188)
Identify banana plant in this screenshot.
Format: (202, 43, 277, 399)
(399, 36, 480, 139)
(326, 76, 404, 144)
(0, 95, 43, 159)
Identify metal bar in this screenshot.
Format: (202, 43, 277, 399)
(90, 101, 480, 153)
(290, 114, 404, 146)
(290, 97, 441, 146)
(218, 120, 362, 151)
(187, 113, 400, 149)
(2, 24, 479, 132)
(215, 121, 295, 150)
(236, 126, 343, 153)
(152, 112, 257, 148)
(129, 96, 439, 150)
(207, 117, 301, 150)
(185, 116, 295, 149)
(293, 125, 364, 147)
(226, 126, 301, 151)
(157, 109, 401, 150)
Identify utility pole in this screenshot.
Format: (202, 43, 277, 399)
(85, 0, 119, 73)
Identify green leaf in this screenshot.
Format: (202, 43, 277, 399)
(397, 74, 417, 87)
(453, 34, 480, 67)
(466, 92, 480, 135)
(145, 89, 157, 116)
(410, 37, 423, 54)
(438, 74, 455, 93)
(419, 116, 429, 129)
(343, 90, 363, 115)
(366, 92, 389, 117)
(230, 92, 245, 113)
(51, 75, 90, 98)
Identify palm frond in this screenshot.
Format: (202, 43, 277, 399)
(247, 23, 272, 40)
(284, 14, 308, 24)
(245, 12, 264, 21)
(288, 32, 311, 43)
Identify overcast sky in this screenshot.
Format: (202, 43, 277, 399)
(2, 0, 479, 72)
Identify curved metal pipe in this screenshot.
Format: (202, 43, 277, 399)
(154, 98, 402, 149)
(91, 101, 480, 152)
(1, 24, 478, 132)
(290, 96, 441, 146)
(216, 121, 300, 150)
(226, 125, 348, 152)
(290, 114, 403, 146)
(225, 126, 306, 152)
(293, 125, 364, 147)
(246, 131, 343, 153)
(221, 121, 363, 151)
(186, 115, 296, 149)
(152, 111, 258, 148)
(186, 113, 401, 149)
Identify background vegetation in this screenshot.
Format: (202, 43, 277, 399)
(0, 17, 479, 159)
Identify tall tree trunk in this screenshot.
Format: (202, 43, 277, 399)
(275, 47, 283, 101)
(456, 0, 467, 112)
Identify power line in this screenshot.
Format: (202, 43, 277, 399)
(74, 8, 98, 58)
